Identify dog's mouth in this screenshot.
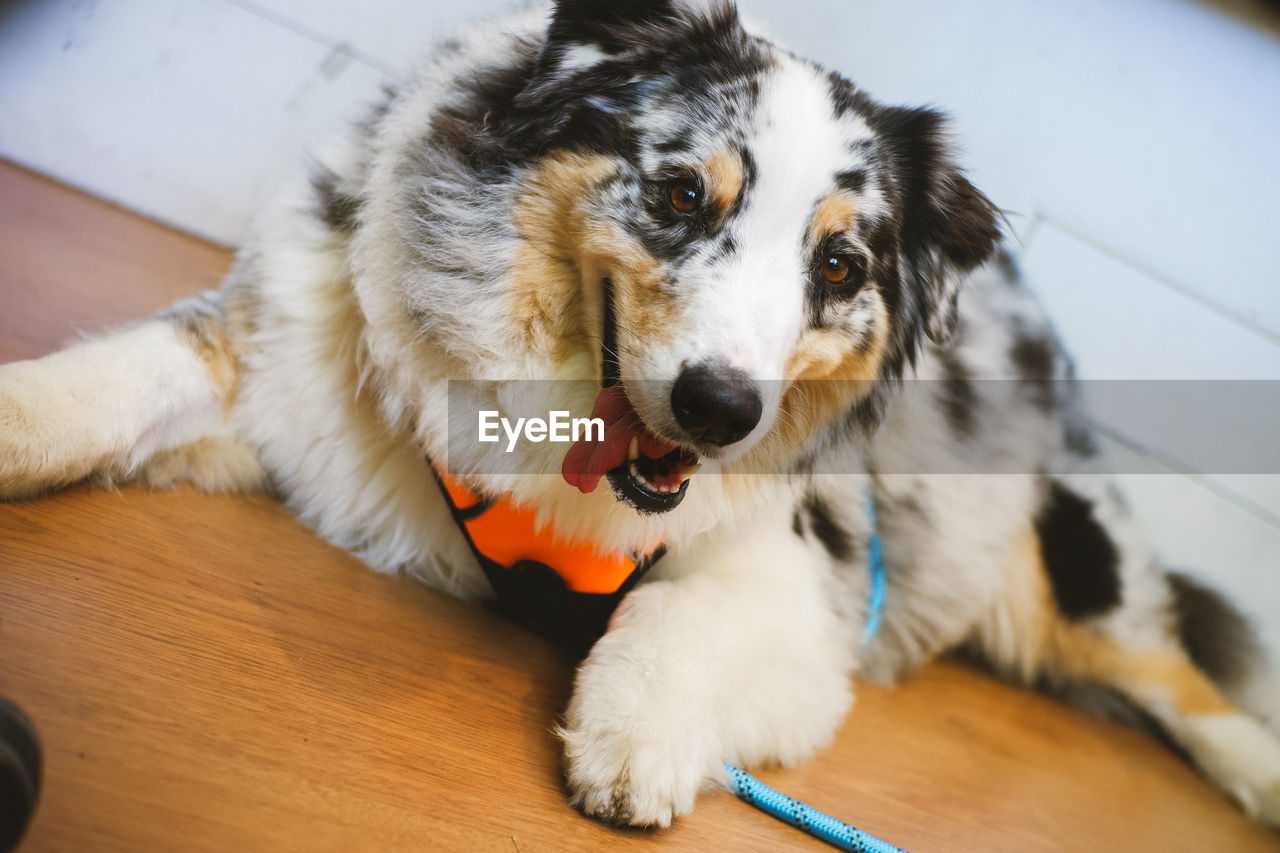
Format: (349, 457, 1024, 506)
(559, 276, 700, 513)
(561, 383, 701, 513)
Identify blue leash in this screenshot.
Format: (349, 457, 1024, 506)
(861, 496, 886, 647)
(724, 765, 905, 853)
(724, 496, 905, 852)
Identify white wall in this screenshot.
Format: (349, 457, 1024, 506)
(1, 0, 1278, 648)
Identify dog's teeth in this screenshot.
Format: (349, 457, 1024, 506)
(630, 464, 651, 490)
(676, 463, 701, 483)
(628, 437, 640, 462)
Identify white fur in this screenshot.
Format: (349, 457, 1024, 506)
(1177, 714, 1280, 826)
(562, 501, 856, 825)
(0, 321, 223, 495)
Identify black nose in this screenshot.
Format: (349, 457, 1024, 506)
(670, 362, 763, 448)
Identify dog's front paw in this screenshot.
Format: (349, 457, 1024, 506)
(558, 599, 726, 827)
(560, 712, 721, 824)
(1181, 712, 1280, 828)
(560, 701, 723, 827)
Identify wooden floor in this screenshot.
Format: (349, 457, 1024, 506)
(1, 160, 1276, 852)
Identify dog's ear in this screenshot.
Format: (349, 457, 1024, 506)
(542, 0, 740, 62)
(876, 107, 1001, 344)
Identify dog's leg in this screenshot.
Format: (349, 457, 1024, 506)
(0, 291, 262, 499)
(1056, 621, 1280, 828)
(560, 504, 859, 827)
(972, 504, 1280, 828)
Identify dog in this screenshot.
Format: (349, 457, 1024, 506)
(2, 0, 1278, 830)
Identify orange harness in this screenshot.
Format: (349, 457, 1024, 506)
(431, 465, 664, 643)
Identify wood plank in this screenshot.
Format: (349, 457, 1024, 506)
(2, 160, 1277, 851)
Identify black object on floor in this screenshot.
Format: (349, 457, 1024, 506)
(0, 698, 40, 852)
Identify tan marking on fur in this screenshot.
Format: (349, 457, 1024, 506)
(809, 191, 858, 243)
(607, 250, 676, 347)
(510, 152, 617, 365)
(705, 149, 744, 218)
(784, 300, 888, 383)
(747, 300, 889, 468)
(223, 275, 263, 351)
(161, 295, 240, 409)
(511, 151, 674, 365)
(998, 525, 1236, 717)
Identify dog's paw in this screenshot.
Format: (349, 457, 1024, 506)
(0, 376, 53, 500)
(1181, 712, 1280, 828)
(560, 724, 718, 827)
(558, 596, 726, 827)
(559, 708, 723, 827)
(556, 567, 856, 827)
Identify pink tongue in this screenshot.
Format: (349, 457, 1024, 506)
(561, 384, 676, 493)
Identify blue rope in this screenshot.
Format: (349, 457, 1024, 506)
(725, 494, 903, 852)
(724, 763, 906, 853)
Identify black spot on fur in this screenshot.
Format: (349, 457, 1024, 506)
(1035, 481, 1122, 620)
(832, 389, 891, 442)
(655, 133, 695, 155)
(735, 143, 758, 212)
(425, 47, 543, 174)
(1010, 331, 1055, 379)
(311, 167, 362, 233)
(1009, 328, 1057, 413)
(545, 0, 682, 56)
(879, 490, 926, 520)
(792, 510, 804, 537)
(1168, 571, 1260, 688)
(826, 71, 877, 119)
(1064, 422, 1099, 458)
(711, 232, 738, 261)
(802, 493, 854, 562)
(994, 246, 1021, 284)
(936, 347, 977, 439)
(835, 169, 867, 194)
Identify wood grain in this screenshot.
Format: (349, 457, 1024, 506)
(1, 160, 1277, 852)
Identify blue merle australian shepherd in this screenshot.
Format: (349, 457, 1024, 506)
(2, 0, 1277, 829)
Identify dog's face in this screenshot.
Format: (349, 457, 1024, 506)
(394, 0, 999, 517)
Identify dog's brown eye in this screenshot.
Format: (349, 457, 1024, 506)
(820, 255, 852, 284)
(667, 181, 701, 215)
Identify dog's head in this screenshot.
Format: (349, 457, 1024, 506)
(383, 0, 1000, 519)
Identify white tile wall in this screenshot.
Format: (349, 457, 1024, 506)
(1021, 222, 1280, 381)
(1, 0, 1276, 651)
(226, 0, 510, 73)
(0, 0, 391, 245)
